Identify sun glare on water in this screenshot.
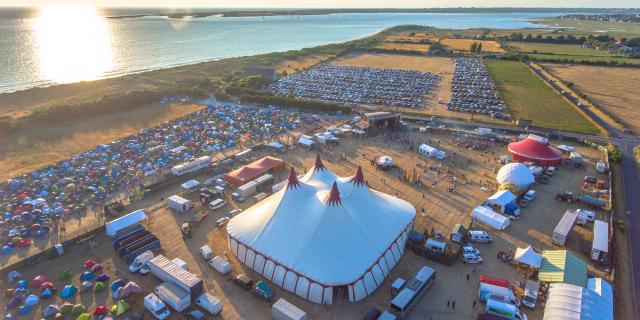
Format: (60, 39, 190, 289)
(33, 5, 114, 84)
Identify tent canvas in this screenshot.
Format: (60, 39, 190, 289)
(105, 210, 147, 237)
(471, 206, 510, 230)
(487, 190, 517, 208)
(539, 250, 588, 287)
(514, 246, 542, 268)
(111, 300, 130, 316)
(298, 135, 315, 146)
(543, 282, 613, 320)
(268, 141, 284, 149)
(181, 180, 200, 189)
(225, 156, 285, 187)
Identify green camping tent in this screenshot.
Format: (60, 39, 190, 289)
(94, 281, 106, 293)
(76, 313, 91, 320)
(71, 304, 87, 315)
(59, 302, 74, 314)
(111, 300, 131, 316)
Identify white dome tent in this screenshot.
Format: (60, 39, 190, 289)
(226, 155, 416, 304)
(496, 163, 535, 191)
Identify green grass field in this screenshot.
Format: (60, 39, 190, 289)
(527, 53, 640, 65)
(485, 60, 598, 134)
(533, 18, 640, 39)
(507, 42, 615, 57)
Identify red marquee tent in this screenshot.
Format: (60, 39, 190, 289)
(508, 135, 563, 166)
(225, 156, 285, 187)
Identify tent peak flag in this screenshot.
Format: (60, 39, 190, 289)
(351, 166, 366, 186)
(325, 181, 342, 206)
(314, 154, 325, 172)
(287, 167, 300, 189)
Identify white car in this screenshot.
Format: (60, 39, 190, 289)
(228, 209, 243, 217)
(199, 245, 214, 260)
(462, 245, 480, 256)
(216, 217, 230, 227)
(462, 253, 483, 264)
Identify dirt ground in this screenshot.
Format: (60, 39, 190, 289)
(1, 127, 613, 320)
(540, 63, 640, 133)
(331, 53, 452, 74)
(0, 103, 204, 181)
(274, 54, 333, 76)
(439, 39, 504, 53)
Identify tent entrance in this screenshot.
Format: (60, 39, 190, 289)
(332, 285, 348, 304)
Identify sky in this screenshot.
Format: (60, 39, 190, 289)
(0, 0, 638, 8)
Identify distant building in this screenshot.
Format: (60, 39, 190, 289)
(246, 66, 279, 81)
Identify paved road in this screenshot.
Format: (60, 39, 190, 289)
(528, 63, 640, 319)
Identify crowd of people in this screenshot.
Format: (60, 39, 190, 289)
(0, 104, 314, 256)
(270, 64, 438, 108)
(448, 58, 508, 119)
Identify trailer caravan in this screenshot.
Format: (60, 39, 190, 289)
(172, 156, 211, 176)
(471, 206, 510, 230)
(592, 220, 609, 261)
(552, 210, 578, 246)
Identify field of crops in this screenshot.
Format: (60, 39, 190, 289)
(485, 60, 598, 134)
(507, 42, 615, 57)
(527, 53, 640, 65)
(439, 38, 504, 53)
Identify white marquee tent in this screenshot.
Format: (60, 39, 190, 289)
(471, 206, 510, 230)
(226, 156, 415, 304)
(543, 279, 613, 320)
(515, 246, 542, 269)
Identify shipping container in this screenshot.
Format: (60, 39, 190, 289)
(147, 255, 203, 299)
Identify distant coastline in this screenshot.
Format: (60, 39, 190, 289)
(105, 7, 624, 19)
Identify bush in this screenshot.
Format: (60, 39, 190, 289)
(608, 144, 622, 162)
(239, 93, 351, 114)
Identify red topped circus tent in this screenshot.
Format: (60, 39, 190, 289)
(508, 134, 564, 166)
(225, 156, 285, 186)
(226, 157, 415, 304)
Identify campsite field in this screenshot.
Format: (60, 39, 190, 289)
(485, 60, 598, 134)
(506, 42, 615, 57)
(331, 52, 452, 73)
(0, 103, 204, 181)
(439, 38, 504, 53)
(540, 63, 640, 133)
(2, 130, 608, 320)
(375, 42, 431, 53)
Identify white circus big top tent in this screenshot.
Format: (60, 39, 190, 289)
(226, 155, 416, 304)
(496, 162, 535, 191)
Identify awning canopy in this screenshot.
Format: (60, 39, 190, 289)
(105, 210, 147, 237)
(539, 250, 588, 287)
(181, 179, 200, 189)
(487, 190, 517, 207)
(543, 279, 613, 320)
(225, 156, 285, 187)
(514, 246, 542, 269)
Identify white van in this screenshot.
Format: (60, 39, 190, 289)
(208, 199, 226, 210)
(425, 238, 446, 254)
(195, 292, 223, 315)
(199, 245, 214, 260)
(144, 293, 171, 320)
(209, 256, 232, 274)
(576, 209, 595, 223)
(129, 250, 154, 273)
(469, 230, 493, 243)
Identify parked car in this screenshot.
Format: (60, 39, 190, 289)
(208, 199, 227, 210)
(523, 190, 536, 201)
(462, 253, 483, 264)
(231, 192, 245, 202)
(469, 230, 492, 243)
(462, 245, 480, 256)
(216, 217, 230, 227)
(519, 199, 531, 208)
(228, 209, 243, 217)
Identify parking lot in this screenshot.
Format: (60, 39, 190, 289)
(1, 127, 610, 319)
